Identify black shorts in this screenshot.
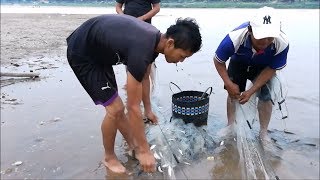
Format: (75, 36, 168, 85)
(227, 60, 272, 101)
(67, 51, 118, 107)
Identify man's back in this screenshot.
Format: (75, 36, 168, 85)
(66, 14, 161, 81)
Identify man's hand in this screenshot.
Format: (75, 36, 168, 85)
(144, 111, 158, 124)
(137, 16, 145, 21)
(238, 90, 254, 104)
(136, 150, 156, 173)
(225, 82, 241, 99)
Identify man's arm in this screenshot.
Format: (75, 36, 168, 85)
(115, 2, 124, 14)
(214, 58, 232, 87)
(138, 3, 160, 21)
(248, 67, 276, 94)
(126, 71, 156, 172)
(214, 57, 240, 98)
(239, 67, 276, 104)
(127, 71, 148, 151)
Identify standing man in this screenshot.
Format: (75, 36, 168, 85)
(115, 0, 161, 106)
(213, 7, 289, 142)
(115, 0, 160, 24)
(66, 14, 202, 173)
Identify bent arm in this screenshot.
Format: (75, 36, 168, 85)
(214, 57, 240, 98)
(126, 71, 149, 153)
(248, 67, 276, 94)
(214, 58, 233, 87)
(115, 2, 124, 14)
(139, 3, 160, 21)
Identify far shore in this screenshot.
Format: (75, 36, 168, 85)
(1, 1, 319, 9)
(1, 4, 318, 15)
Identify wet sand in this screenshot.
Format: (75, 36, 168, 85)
(1, 7, 319, 179)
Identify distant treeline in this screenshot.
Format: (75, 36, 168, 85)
(1, 0, 319, 8)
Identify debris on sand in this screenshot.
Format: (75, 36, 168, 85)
(0, 72, 40, 78)
(12, 161, 23, 166)
(49, 117, 61, 123)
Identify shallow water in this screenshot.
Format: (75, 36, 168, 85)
(1, 8, 319, 179)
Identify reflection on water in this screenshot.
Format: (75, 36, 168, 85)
(211, 141, 241, 179)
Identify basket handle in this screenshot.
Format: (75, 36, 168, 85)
(169, 82, 182, 94)
(200, 87, 213, 99)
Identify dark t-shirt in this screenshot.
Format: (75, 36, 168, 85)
(116, 0, 160, 23)
(66, 14, 160, 82)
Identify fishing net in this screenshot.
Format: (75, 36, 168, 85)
(268, 72, 290, 130)
(234, 101, 279, 179)
(241, 72, 290, 130)
(142, 72, 288, 179)
(232, 72, 288, 179)
(143, 99, 217, 179)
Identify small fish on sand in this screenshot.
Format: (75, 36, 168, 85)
(150, 144, 156, 150)
(207, 156, 214, 161)
(154, 152, 161, 160)
(12, 161, 23, 166)
(168, 166, 173, 177)
(183, 162, 191, 165)
(158, 166, 163, 173)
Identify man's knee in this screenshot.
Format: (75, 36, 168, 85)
(105, 98, 125, 119)
(258, 85, 272, 102)
(258, 95, 272, 102)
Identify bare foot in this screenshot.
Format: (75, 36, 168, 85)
(102, 157, 126, 173)
(259, 131, 272, 143)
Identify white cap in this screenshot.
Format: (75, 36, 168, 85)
(250, 6, 281, 39)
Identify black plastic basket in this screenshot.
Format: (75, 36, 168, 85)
(170, 82, 213, 127)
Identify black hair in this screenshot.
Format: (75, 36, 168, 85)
(248, 25, 252, 32)
(165, 18, 202, 53)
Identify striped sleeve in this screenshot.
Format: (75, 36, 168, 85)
(270, 45, 289, 70)
(214, 35, 235, 63)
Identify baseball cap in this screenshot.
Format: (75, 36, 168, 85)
(250, 6, 281, 39)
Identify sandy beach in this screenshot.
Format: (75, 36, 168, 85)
(1, 13, 95, 66)
(1, 6, 319, 179)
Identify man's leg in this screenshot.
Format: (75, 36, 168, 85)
(226, 60, 247, 126)
(217, 95, 236, 138)
(68, 55, 132, 173)
(227, 95, 236, 125)
(149, 62, 157, 93)
(257, 100, 272, 140)
(142, 64, 151, 112)
(141, 64, 158, 123)
(256, 79, 273, 141)
(101, 96, 132, 173)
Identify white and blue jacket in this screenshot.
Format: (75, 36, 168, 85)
(214, 22, 289, 70)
